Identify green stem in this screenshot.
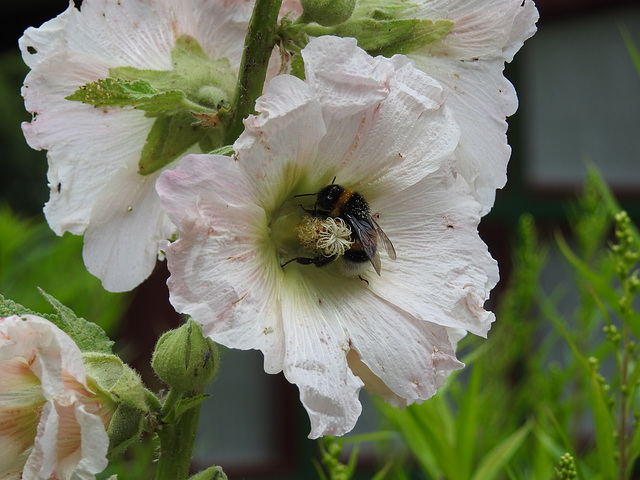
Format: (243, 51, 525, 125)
(155, 391, 203, 480)
(224, 0, 284, 144)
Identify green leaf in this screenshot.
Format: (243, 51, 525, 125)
(470, 421, 533, 480)
(38, 289, 114, 354)
(590, 371, 617, 480)
(455, 363, 482, 479)
(555, 232, 640, 339)
(0, 293, 38, 317)
(619, 24, 640, 77)
(305, 18, 453, 57)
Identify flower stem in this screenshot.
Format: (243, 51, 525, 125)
(224, 0, 283, 145)
(155, 390, 202, 480)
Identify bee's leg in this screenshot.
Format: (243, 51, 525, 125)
(281, 255, 336, 269)
(298, 204, 317, 215)
(358, 275, 369, 285)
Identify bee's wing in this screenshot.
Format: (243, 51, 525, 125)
(345, 213, 382, 275)
(369, 215, 397, 261)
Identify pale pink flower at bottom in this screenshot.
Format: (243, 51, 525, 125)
(157, 36, 499, 438)
(0, 315, 113, 480)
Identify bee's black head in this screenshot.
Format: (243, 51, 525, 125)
(316, 184, 344, 211)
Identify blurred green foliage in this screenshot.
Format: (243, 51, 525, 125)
(0, 205, 129, 336)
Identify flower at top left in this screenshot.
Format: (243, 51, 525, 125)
(19, 0, 254, 292)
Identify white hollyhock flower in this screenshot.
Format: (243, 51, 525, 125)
(405, 0, 539, 212)
(157, 36, 498, 438)
(19, 0, 254, 292)
(0, 315, 113, 480)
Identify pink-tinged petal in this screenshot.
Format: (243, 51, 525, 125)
(345, 292, 463, 405)
(82, 166, 175, 292)
(158, 156, 287, 374)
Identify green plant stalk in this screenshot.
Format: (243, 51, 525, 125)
(224, 0, 283, 144)
(155, 390, 203, 480)
(619, 321, 630, 480)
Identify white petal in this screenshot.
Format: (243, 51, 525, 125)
(406, 0, 538, 212)
(318, 56, 460, 196)
(236, 75, 328, 204)
(82, 166, 175, 292)
(366, 166, 498, 337)
(280, 274, 364, 438)
(19, 4, 71, 69)
(302, 36, 395, 116)
(409, 53, 516, 212)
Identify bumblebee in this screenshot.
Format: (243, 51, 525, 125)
(282, 183, 397, 276)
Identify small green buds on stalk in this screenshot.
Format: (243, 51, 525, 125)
(152, 318, 219, 394)
(82, 352, 149, 458)
(300, 0, 356, 26)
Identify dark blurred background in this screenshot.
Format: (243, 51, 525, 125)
(1, 0, 639, 478)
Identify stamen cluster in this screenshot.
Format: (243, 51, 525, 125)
(297, 216, 353, 257)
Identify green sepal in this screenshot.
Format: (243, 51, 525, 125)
(163, 393, 211, 423)
(284, 0, 453, 57)
(138, 110, 214, 175)
(188, 466, 228, 480)
(83, 352, 149, 458)
(0, 290, 114, 354)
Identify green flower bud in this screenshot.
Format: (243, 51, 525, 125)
(83, 352, 149, 458)
(188, 466, 228, 480)
(152, 318, 219, 393)
(300, 0, 356, 26)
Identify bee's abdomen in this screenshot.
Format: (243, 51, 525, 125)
(343, 248, 369, 263)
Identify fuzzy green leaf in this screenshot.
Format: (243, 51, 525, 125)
(38, 289, 114, 354)
(65, 77, 188, 112)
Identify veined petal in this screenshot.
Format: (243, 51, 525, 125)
(280, 272, 364, 438)
(237, 75, 328, 207)
(405, 0, 538, 212)
(302, 36, 395, 116)
(366, 166, 498, 337)
(158, 156, 287, 374)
